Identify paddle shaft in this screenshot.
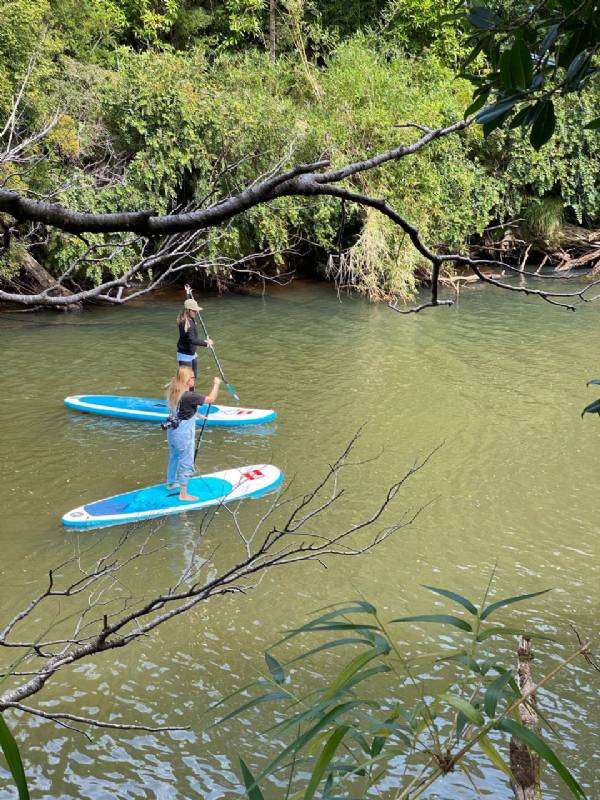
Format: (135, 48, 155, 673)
(194, 402, 211, 463)
(197, 314, 240, 402)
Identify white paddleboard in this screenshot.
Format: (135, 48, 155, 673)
(62, 464, 283, 529)
(64, 394, 277, 427)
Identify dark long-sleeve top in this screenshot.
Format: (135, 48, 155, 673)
(177, 318, 209, 356)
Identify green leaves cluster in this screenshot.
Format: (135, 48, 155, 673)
(214, 583, 588, 799)
(462, 1, 600, 148)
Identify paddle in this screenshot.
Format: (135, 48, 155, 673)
(195, 402, 211, 463)
(197, 314, 240, 403)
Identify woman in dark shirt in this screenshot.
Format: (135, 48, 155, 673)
(176, 290, 213, 377)
(165, 366, 222, 501)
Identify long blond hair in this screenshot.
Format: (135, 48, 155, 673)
(166, 366, 194, 411)
(177, 308, 193, 332)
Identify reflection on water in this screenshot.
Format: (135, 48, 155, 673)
(0, 280, 598, 798)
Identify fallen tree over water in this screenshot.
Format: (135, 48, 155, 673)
(3, 111, 600, 314)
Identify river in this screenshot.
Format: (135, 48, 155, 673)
(0, 280, 598, 799)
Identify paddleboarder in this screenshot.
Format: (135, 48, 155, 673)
(165, 366, 222, 501)
(176, 285, 213, 377)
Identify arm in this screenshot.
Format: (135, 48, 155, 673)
(189, 319, 213, 349)
(204, 377, 222, 406)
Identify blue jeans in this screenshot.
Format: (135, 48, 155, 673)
(166, 417, 196, 487)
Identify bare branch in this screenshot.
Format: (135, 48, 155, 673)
(7, 703, 189, 733)
(0, 437, 434, 724)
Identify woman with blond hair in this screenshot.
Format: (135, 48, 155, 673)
(165, 366, 222, 501)
(176, 285, 213, 378)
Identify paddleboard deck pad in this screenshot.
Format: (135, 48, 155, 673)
(64, 395, 276, 427)
(62, 465, 283, 529)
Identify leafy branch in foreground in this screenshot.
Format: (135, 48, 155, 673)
(216, 581, 595, 799)
(461, 1, 600, 149)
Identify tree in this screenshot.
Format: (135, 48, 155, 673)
(3, 107, 600, 312)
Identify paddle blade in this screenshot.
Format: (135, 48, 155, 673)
(226, 383, 240, 403)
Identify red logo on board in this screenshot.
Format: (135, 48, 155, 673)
(241, 469, 265, 481)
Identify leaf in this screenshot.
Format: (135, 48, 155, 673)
(482, 111, 512, 138)
(477, 625, 556, 643)
(304, 725, 349, 800)
(509, 104, 533, 129)
(581, 398, 600, 417)
(456, 710, 469, 741)
(354, 711, 411, 747)
(0, 715, 29, 800)
(322, 773, 334, 799)
(481, 589, 552, 620)
(441, 694, 484, 726)
(558, 28, 588, 69)
(463, 39, 485, 69)
(484, 670, 516, 717)
(421, 586, 478, 615)
(499, 49, 514, 89)
(497, 719, 587, 798)
(479, 734, 513, 778)
(343, 664, 392, 694)
(464, 91, 490, 119)
(239, 758, 265, 800)
(565, 50, 590, 86)
(584, 118, 600, 130)
(538, 24, 560, 57)
(440, 653, 482, 674)
(476, 95, 519, 125)
(468, 6, 501, 30)
(513, 39, 534, 89)
(277, 604, 377, 644)
(265, 699, 332, 737)
(253, 701, 364, 786)
(284, 622, 380, 640)
(214, 690, 290, 726)
(499, 39, 533, 90)
(323, 650, 381, 701)
(390, 614, 472, 632)
(265, 653, 285, 685)
(288, 637, 373, 665)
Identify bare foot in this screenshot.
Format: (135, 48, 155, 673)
(179, 492, 198, 502)
(166, 483, 180, 490)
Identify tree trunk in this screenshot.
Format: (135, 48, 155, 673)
(269, 0, 277, 61)
(510, 637, 542, 800)
(15, 251, 82, 310)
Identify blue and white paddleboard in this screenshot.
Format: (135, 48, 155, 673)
(62, 464, 283, 529)
(64, 395, 277, 427)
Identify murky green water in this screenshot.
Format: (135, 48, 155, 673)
(0, 280, 598, 799)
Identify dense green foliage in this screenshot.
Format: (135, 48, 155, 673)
(1, 0, 600, 299)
